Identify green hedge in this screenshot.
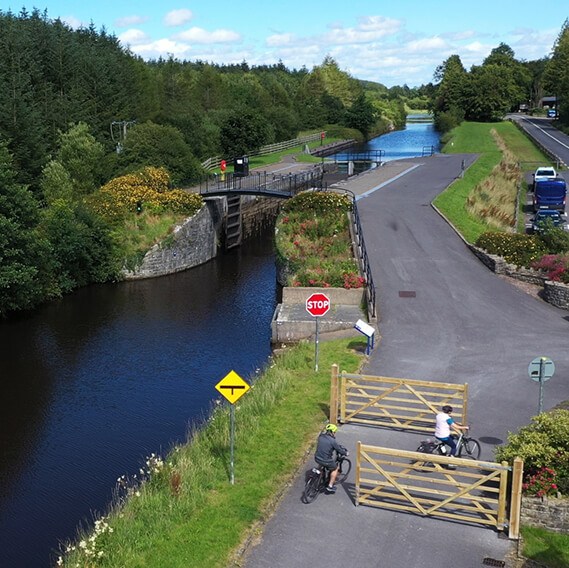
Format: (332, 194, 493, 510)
(495, 410, 569, 495)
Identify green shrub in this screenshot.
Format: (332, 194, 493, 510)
(495, 410, 569, 494)
(475, 232, 546, 267)
(538, 226, 569, 255)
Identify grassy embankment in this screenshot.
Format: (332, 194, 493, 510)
(435, 121, 550, 242)
(59, 338, 366, 567)
(442, 121, 569, 567)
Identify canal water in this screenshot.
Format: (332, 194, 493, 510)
(333, 115, 440, 171)
(0, 231, 277, 567)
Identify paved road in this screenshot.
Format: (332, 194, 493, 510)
(243, 153, 569, 568)
(509, 114, 569, 167)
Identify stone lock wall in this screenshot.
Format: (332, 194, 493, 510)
(121, 195, 282, 281)
(240, 196, 281, 239)
(122, 198, 224, 280)
(521, 495, 569, 533)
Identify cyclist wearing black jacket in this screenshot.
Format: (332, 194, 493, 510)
(315, 424, 348, 493)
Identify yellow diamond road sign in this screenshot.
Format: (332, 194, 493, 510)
(215, 370, 250, 404)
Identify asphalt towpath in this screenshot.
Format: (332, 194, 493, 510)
(241, 153, 569, 568)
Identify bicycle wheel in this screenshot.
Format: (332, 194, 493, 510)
(458, 438, 481, 460)
(336, 458, 352, 484)
(414, 442, 437, 466)
(302, 473, 322, 504)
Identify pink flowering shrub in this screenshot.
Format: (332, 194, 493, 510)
(522, 467, 559, 497)
(531, 254, 569, 283)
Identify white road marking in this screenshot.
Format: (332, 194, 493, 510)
(355, 164, 423, 200)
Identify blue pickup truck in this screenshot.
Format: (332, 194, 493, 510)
(533, 178, 567, 212)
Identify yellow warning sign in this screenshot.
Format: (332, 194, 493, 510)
(215, 370, 250, 404)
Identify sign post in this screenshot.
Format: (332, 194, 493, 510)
(354, 319, 375, 355)
(215, 370, 250, 484)
(528, 357, 555, 414)
(306, 292, 331, 372)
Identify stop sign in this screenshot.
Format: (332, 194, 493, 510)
(306, 292, 331, 317)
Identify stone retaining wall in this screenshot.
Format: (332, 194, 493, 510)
(521, 495, 569, 533)
(282, 286, 364, 306)
(543, 280, 569, 309)
(468, 244, 569, 309)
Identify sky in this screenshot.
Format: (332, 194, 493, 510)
(4, 1, 566, 87)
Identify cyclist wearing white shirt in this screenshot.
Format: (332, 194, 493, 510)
(434, 405, 469, 456)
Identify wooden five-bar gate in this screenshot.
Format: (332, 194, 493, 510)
(330, 368, 468, 433)
(327, 367, 523, 538)
(355, 443, 523, 538)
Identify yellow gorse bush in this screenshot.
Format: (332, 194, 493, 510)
(100, 167, 203, 216)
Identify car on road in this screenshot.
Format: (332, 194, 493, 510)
(529, 210, 569, 234)
(532, 166, 557, 185)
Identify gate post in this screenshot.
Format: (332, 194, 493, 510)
(330, 364, 339, 425)
(497, 461, 509, 530)
(355, 440, 361, 506)
(509, 457, 524, 540)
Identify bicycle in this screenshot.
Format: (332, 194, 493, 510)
(416, 430, 481, 461)
(301, 453, 351, 504)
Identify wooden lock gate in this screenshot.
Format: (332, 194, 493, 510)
(329, 366, 468, 433)
(355, 443, 523, 538)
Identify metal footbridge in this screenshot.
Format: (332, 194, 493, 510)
(198, 169, 324, 198)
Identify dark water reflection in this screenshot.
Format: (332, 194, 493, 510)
(0, 231, 277, 567)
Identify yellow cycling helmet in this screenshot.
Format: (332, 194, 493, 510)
(325, 423, 338, 433)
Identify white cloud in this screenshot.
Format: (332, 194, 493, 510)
(61, 15, 83, 29)
(164, 9, 193, 27)
(174, 27, 241, 44)
(119, 29, 150, 46)
(112, 11, 557, 87)
(463, 41, 489, 54)
(406, 36, 448, 53)
(115, 15, 147, 28)
(266, 33, 295, 47)
(129, 38, 193, 58)
(322, 15, 402, 45)
(357, 15, 402, 34)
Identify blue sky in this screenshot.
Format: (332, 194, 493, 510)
(5, 1, 565, 87)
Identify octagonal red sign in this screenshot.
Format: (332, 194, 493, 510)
(306, 292, 331, 317)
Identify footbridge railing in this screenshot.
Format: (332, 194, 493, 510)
(198, 169, 324, 198)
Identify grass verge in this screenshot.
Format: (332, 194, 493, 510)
(435, 121, 551, 243)
(521, 526, 569, 568)
(58, 337, 366, 567)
